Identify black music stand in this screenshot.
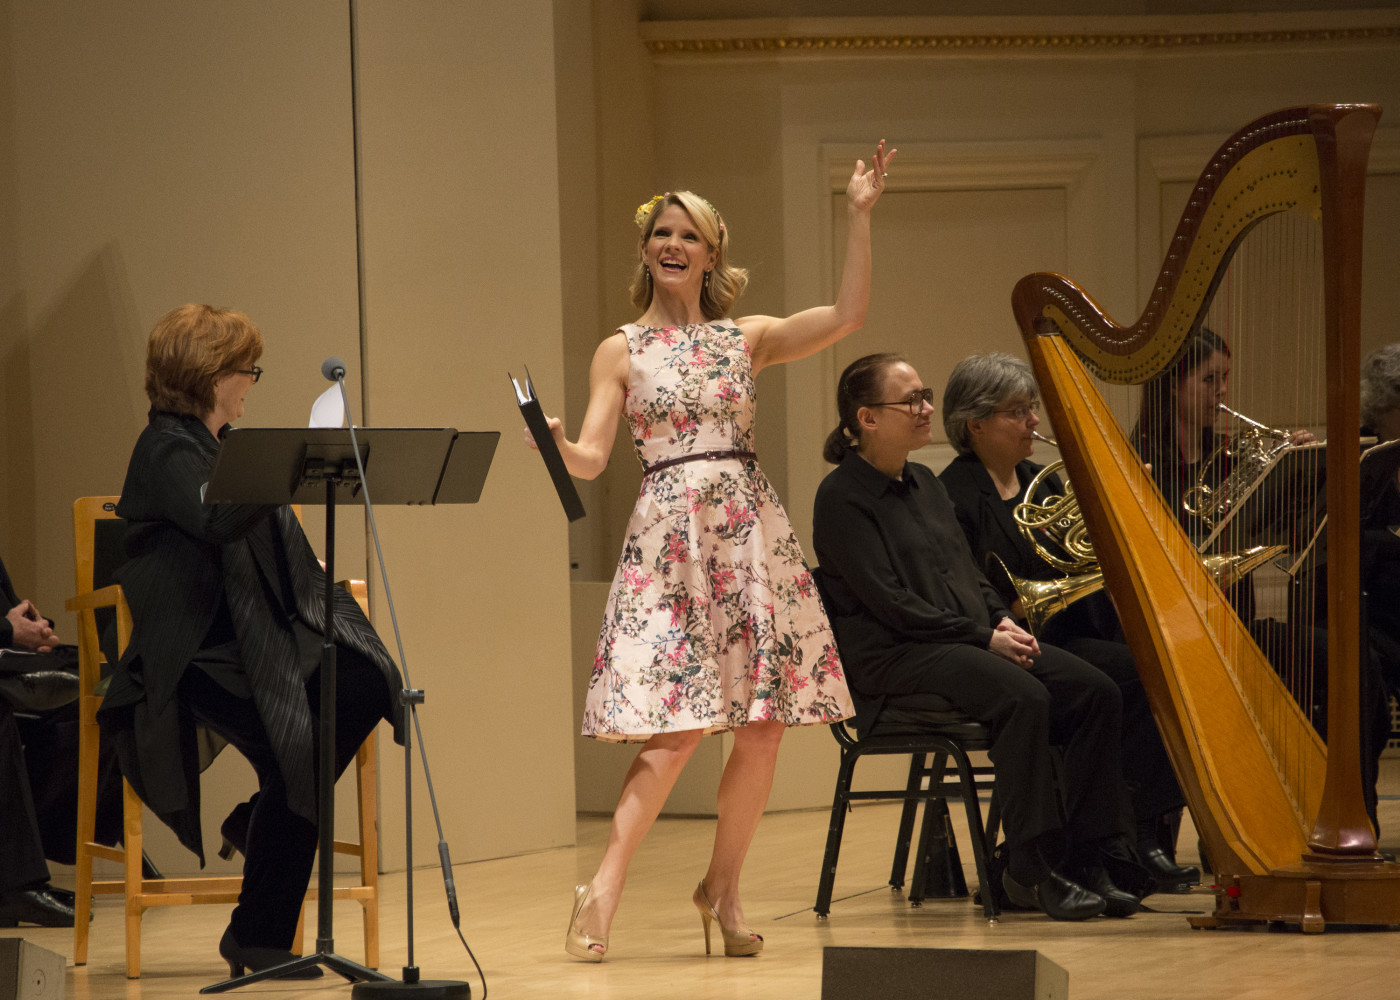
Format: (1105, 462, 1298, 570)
(198, 427, 496, 994)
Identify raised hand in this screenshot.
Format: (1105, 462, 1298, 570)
(847, 139, 897, 214)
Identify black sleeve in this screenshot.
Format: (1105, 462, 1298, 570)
(814, 482, 997, 648)
(1, 557, 19, 646)
(120, 428, 277, 544)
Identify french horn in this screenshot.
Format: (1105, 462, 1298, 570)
(1182, 403, 1300, 532)
(1002, 428, 1288, 632)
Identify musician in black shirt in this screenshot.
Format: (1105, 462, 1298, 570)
(812, 353, 1138, 920)
(1359, 343, 1400, 696)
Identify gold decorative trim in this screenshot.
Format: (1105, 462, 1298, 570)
(645, 26, 1400, 55)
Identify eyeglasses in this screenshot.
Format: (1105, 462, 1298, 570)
(868, 387, 934, 416)
(235, 366, 264, 383)
(993, 401, 1039, 421)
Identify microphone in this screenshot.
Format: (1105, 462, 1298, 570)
(321, 356, 347, 382)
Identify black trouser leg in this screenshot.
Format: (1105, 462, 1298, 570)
(1025, 643, 1125, 847)
(0, 702, 50, 894)
(1055, 635, 1184, 823)
(180, 649, 390, 950)
(870, 644, 1060, 852)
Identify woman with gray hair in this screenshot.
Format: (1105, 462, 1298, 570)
(1362, 342, 1400, 442)
(937, 352, 1197, 893)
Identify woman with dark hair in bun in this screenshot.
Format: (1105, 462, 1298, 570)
(813, 352, 1141, 921)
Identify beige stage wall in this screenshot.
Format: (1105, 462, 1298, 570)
(0, 0, 575, 876)
(4, 1, 1400, 877)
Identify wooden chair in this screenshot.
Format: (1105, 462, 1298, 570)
(68, 496, 381, 977)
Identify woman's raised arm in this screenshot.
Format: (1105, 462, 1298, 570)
(741, 140, 896, 374)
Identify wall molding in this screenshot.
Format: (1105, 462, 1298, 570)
(641, 13, 1400, 58)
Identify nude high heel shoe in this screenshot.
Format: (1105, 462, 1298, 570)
(564, 883, 607, 962)
(692, 880, 763, 957)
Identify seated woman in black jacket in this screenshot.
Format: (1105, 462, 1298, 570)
(99, 304, 403, 977)
(812, 352, 1140, 920)
(936, 352, 1196, 891)
(1358, 343, 1400, 696)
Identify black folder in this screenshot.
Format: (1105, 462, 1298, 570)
(510, 366, 586, 522)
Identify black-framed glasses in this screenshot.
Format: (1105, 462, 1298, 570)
(993, 400, 1039, 421)
(868, 387, 935, 416)
(235, 366, 264, 383)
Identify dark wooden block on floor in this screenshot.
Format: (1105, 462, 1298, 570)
(821, 945, 1068, 1000)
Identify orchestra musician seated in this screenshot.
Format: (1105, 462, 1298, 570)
(812, 352, 1142, 920)
(1357, 343, 1400, 700)
(1130, 326, 1387, 831)
(936, 352, 1197, 891)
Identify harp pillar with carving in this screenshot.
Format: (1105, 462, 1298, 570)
(1012, 104, 1400, 931)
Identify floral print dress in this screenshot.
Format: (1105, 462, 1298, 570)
(583, 320, 854, 741)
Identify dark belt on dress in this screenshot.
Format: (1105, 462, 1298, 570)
(643, 450, 756, 477)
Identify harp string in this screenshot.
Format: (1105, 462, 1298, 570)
(1046, 207, 1329, 813)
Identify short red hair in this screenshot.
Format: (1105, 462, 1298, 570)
(145, 304, 263, 417)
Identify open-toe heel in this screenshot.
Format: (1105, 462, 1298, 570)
(564, 883, 608, 962)
(691, 880, 762, 957)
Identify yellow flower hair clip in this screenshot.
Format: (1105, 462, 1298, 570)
(634, 194, 667, 230)
(634, 192, 726, 235)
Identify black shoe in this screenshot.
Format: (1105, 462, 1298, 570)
(44, 885, 76, 907)
(0, 887, 78, 928)
(1138, 845, 1201, 892)
(218, 928, 324, 980)
(218, 797, 256, 861)
(1097, 840, 1157, 898)
(1078, 865, 1141, 917)
(1001, 870, 1106, 921)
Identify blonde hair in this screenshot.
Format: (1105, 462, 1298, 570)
(629, 191, 748, 320)
(145, 304, 263, 417)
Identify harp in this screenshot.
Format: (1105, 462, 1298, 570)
(1012, 104, 1398, 930)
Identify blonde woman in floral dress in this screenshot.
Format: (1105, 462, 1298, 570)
(530, 140, 894, 962)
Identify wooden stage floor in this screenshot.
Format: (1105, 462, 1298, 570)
(13, 760, 1400, 1000)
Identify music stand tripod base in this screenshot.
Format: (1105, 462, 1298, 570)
(354, 980, 471, 1000)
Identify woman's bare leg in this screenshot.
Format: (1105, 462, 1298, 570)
(572, 729, 703, 951)
(700, 720, 786, 934)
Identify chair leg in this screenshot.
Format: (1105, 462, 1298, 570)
(888, 752, 927, 890)
(74, 699, 101, 966)
(123, 781, 144, 979)
(814, 748, 861, 916)
(356, 738, 380, 969)
(948, 752, 998, 921)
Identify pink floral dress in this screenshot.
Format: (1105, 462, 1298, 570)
(583, 320, 854, 741)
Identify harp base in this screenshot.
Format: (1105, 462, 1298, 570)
(1190, 860, 1400, 933)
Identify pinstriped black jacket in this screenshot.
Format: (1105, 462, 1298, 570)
(99, 410, 402, 863)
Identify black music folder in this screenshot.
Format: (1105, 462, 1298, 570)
(510, 366, 586, 522)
